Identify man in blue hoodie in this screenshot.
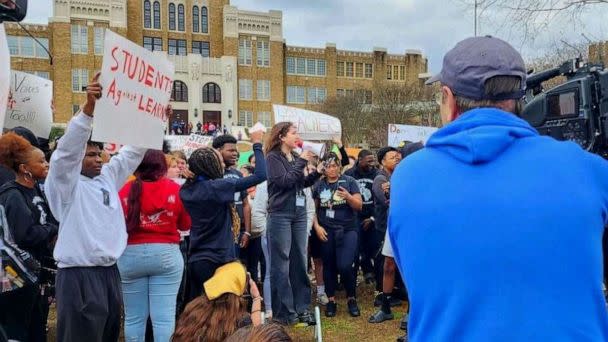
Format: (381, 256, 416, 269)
(389, 36, 608, 341)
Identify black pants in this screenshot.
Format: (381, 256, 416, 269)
(372, 229, 386, 292)
(320, 228, 359, 298)
(55, 265, 122, 342)
(186, 260, 222, 303)
(241, 236, 262, 283)
(0, 284, 37, 341)
(359, 219, 376, 275)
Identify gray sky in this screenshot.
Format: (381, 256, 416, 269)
(24, 0, 608, 73)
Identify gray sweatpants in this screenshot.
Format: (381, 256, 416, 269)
(55, 265, 123, 342)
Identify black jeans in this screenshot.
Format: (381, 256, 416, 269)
(359, 218, 376, 275)
(320, 228, 359, 298)
(0, 284, 37, 341)
(241, 236, 262, 283)
(186, 259, 222, 303)
(55, 265, 122, 342)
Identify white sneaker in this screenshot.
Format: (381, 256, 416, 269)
(317, 293, 329, 306)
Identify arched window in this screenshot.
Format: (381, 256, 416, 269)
(177, 4, 185, 32)
(201, 6, 208, 33)
(153, 1, 161, 29)
(202, 83, 221, 103)
(192, 6, 199, 32)
(168, 3, 176, 30)
(143, 0, 151, 28)
(171, 81, 188, 102)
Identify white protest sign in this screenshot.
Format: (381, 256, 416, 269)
(165, 134, 189, 151)
(103, 142, 123, 155)
(182, 134, 212, 158)
(388, 124, 438, 147)
(273, 104, 341, 141)
(92, 30, 174, 150)
(0, 25, 10, 133)
(4, 71, 53, 138)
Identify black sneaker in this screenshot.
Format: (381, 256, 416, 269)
(298, 311, 315, 325)
(368, 309, 394, 324)
(325, 301, 337, 317)
(347, 299, 360, 317)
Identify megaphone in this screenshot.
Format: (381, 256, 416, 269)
(295, 141, 326, 158)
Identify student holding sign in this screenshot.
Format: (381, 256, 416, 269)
(44, 74, 165, 342)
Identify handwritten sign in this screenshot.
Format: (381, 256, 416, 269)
(92, 30, 174, 150)
(387, 124, 438, 147)
(183, 134, 212, 158)
(0, 25, 10, 133)
(4, 71, 53, 138)
(273, 104, 341, 141)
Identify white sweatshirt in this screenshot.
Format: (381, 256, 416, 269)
(45, 112, 146, 268)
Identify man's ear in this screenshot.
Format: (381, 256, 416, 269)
(442, 86, 459, 122)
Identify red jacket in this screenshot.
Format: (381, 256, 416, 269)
(119, 178, 191, 245)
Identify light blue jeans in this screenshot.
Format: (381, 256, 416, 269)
(261, 230, 272, 313)
(117, 243, 184, 342)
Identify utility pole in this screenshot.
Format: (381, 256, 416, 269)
(474, 0, 478, 36)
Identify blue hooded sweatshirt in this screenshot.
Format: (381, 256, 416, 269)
(389, 108, 608, 342)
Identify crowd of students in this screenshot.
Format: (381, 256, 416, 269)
(0, 71, 420, 342)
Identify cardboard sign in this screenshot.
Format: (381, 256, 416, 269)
(0, 25, 10, 133)
(273, 104, 341, 141)
(4, 71, 53, 138)
(182, 134, 213, 158)
(92, 30, 174, 149)
(388, 124, 438, 147)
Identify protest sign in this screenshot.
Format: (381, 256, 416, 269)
(273, 104, 341, 141)
(387, 124, 438, 147)
(103, 142, 123, 155)
(0, 25, 10, 133)
(182, 134, 213, 157)
(164, 134, 189, 151)
(4, 71, 53, 138)
(92, 30, 174, 150)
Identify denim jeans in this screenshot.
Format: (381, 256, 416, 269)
(267, 207, 311, 323)
(117, 243, 184, 342)
(261, 230, 272, 313)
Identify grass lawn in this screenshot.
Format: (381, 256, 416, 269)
(46, 279, 408, 341)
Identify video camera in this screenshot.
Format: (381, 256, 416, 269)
(521, 58, 608, 156)
(0, 0, 27, 23)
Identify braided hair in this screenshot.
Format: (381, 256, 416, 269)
(187, 147, 241, 241)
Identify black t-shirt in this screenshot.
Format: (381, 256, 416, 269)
(345, 167, 378, 219)
(224, 168, 247, 229)
(313, 175, 360, 230)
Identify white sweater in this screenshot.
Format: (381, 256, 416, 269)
(45, 112, 146, 268)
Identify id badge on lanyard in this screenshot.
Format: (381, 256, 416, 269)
(296, 194, 306, 207)
(326, 209, 335, 219)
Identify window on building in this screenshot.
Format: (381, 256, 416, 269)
(257, 80, 270, 101)
(387, 64, 392, 80)
(286, 57, 295, 74)
(201, 6, 208, 33)
(296, 58, 306, 74)
(143, 36, 162, 51)
(337, 61, 344, 77)
(307, 59, 316, 75)
(257, 40, 270, 67)
(20, 36, 34, 57)
(238, 110, 253, 127)
(238, 38, 252, 65)
(192, 41, 210, 57)
(168, 3, 176, 30)
(355, 63, 364, 78)
(168, 39, 186, 55)
(365, 63, 373, 78)
(317, 60, 326, 76)
(308, 87, 327, 104)
(337, 89, 345, 97)
(257, 111, 272, 127)
(355, 89, 373, 104)
(177, 4, 185, 31)
(239, 79, 253, 100)
(365, 90, 372, 104)
(7, 36, 18, 55)
(393, 65, 399, 80)
(94, 27, 105, 55)
(7, 36, 49, 58)
(153, 1, 161, 29)
(286, 86, 306, 104)
(400, 65, 406, 81)
(170, 80, 188, 102)
(192, 6, 199, 32)
(345, 62, 354, 77)
(73, 104, 81, 114)
(346, 89, 354, 97)
(35, 71, 50, 79)
(71, 24, 88, 54)
(144, 0, 151, 28)
(202, 82, 221, 103)
(72, 69, 89, 92)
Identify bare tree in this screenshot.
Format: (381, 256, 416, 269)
(321, 82, 439, 149)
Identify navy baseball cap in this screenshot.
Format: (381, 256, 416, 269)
(426, 36, 526, 101)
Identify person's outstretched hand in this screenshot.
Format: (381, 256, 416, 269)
(83, 72, 102, 117)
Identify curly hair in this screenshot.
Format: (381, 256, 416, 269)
(264, 122, 294, 155)
(0, 132, 35, 173)
(172, 293, 248, 342)
(225, 324, 293, 342)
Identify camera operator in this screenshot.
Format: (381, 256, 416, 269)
(389, 36, 608, 341)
